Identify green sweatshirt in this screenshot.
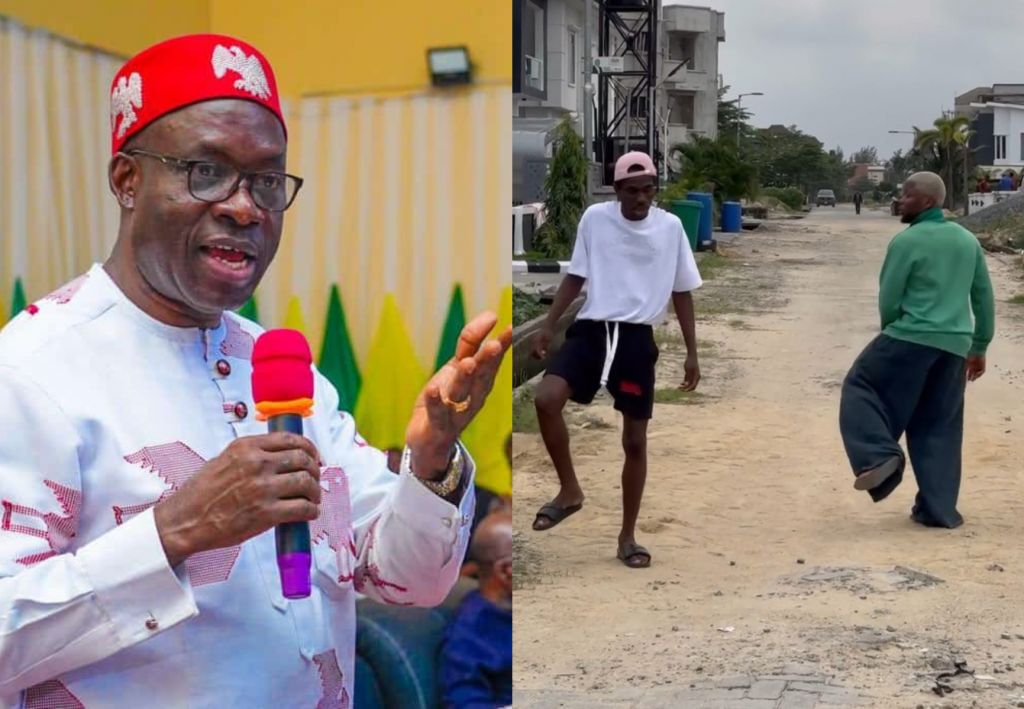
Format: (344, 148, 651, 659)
(879, 207, 995, 357)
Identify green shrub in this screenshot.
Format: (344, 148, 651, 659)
(759, 186, 805, 210)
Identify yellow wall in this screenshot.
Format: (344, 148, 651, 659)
(0, 1, 511, 96)
(0, 0, 208, 56)
(213, 0, 511, 96)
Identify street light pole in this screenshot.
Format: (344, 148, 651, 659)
(963, 141, 969, 216)
(888, 129, 916, 186)
(736, 91, 763, 147)
(583, 0, 593, 194)
(655, 57, 690, 182)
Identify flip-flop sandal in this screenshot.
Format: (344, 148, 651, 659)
(617, 542, 651, 569)
(853, 456, 901, 491)
(532, 502, 582, 531)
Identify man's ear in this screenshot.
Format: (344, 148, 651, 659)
(109, 153, 139, 209)
(495, 558, 512, 586)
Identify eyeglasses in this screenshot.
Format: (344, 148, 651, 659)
(124, 148, 304, 212)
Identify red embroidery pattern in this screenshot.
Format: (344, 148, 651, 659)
(1, 480, 82, 566)
(117, 443, 241, 586)
(24, 679, 84, 709)
(310, 467, 356, 583)
(220, 317, 255, 359)
(313, 649, 351, 709)
(44, 274, 89, 305)
(222, 403, 236, 414)
(353, 521, 408, 598)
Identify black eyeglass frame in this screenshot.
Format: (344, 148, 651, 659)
(122, 148, 304, 212)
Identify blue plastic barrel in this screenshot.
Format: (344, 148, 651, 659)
(1000, 175, 1013, 191)
(721, 201, 742, 233)
(686, 191, 714, 245)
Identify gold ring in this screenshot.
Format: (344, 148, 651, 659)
(440, 390, 471, 413)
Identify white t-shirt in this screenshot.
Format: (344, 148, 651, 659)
(569, 201, 703, 325)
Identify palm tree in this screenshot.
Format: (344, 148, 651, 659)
(913, 115, 972, 209)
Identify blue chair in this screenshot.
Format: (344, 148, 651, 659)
(354, 578, 476, 709)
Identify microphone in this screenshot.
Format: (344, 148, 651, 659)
(251, 329, 316, 599)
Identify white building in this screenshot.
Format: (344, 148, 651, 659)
(967, 102, 1024, 174)
(955, 84, 1024, 177)
(867, 165, 886, 184)
(660, 4, 726, 154)
(513, 0, 724, 200)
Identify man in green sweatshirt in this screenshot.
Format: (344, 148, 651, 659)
(839, 171, 995, 529)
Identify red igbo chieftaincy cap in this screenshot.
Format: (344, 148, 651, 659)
(109, 34, 286, 155)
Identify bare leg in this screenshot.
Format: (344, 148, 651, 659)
(533, 375, 584, 530)
(618, 414, 649, 565)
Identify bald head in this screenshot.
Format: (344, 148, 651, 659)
(470, 511, 512, 574)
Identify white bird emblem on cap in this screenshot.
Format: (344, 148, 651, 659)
(110, 72, 143, 139)
(211, 45, 272, 100)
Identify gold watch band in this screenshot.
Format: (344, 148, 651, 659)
(404, 444, 464, 497)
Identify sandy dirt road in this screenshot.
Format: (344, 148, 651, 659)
(512, 204, 1024, 708)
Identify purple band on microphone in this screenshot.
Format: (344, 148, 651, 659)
(278, 551, 312, 599)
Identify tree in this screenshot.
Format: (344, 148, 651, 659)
(534, 117, 588, 259)
(851, 146, 879, 165)
(913, 115, 972, 209)
(744, 125, 842, 196)
(667, 135, 758, 204)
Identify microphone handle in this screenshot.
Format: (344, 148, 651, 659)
(268, 413, 312, 599)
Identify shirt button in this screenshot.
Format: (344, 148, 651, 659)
(215, 359, 231, 376)
(233, 402, 248, 419)
(442, 518, 452, 528)
(145, 617, 159, 631)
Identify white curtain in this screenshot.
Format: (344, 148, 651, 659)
(0, 16, 122, 321)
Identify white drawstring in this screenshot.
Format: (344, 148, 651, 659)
(600, 321, 620, 387)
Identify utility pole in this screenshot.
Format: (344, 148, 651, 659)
(583, 0, 593, 194)
(736, 91, 764, 148)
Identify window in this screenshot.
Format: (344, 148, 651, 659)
(1020, 132, 1024, 161)
(567, 28, 577, 87)
(667, 32, 697, 68)
(522, 0, 546, 93)
(995, 134, 1007, 160)
(668, 93, 695, 128)
(632, 30, 651, 54)
(628, 94, 648, 119)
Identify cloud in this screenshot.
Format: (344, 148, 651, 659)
(708, 0, 1022, 159)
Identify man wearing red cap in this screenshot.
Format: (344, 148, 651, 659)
(0, 34, 510, 706)
(530, 151, 702, 569)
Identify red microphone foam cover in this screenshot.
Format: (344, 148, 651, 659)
(251, 329, 314, 405)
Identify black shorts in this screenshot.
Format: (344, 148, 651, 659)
(546, 319, 659, 420)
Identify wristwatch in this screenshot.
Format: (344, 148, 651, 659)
(403, 444, 465, 497)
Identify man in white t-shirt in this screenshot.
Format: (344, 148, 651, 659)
(529, 151, 703, 568)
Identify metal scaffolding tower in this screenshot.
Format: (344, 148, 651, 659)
(595, 0, 659, 186)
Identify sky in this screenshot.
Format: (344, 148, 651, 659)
(703, 0, 1022, 161)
